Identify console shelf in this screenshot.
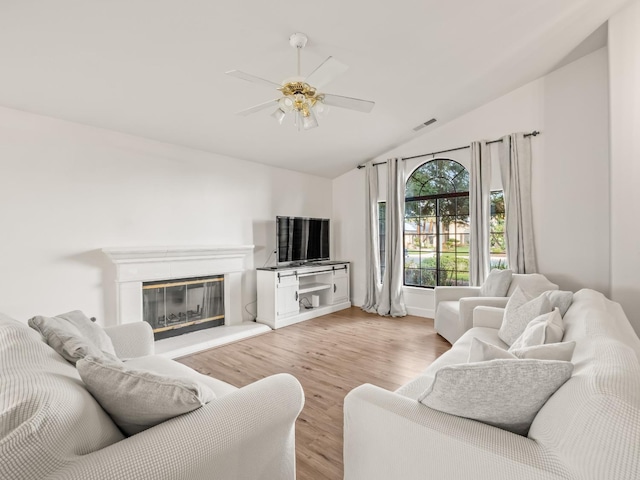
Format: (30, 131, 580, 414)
(298, 283, 332, 294)
(256, 262, 350, 329)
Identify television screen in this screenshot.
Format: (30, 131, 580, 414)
(276, 216, 330, 265)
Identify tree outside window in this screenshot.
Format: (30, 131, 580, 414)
(401, 159, 508, 287)
(404, 159, 469, 287)
(490, 190, 508, 270)
(378, 201, 386, 278)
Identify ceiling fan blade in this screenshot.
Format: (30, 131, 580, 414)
(225, 70, 281, 89)
(321, 93, 375, 113)
(236, 99, 280, 116)
(305, 57, 349, 89)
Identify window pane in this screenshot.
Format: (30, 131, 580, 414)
(404, 159, 470, 289)
(456, 197, 470, 215)
(490, 191, 508, 270)
(378, 202, 386, 278)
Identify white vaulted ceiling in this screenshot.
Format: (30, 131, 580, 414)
(0, 0, 630, 178)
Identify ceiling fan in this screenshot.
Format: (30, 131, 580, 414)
(225, 32, 375, 131)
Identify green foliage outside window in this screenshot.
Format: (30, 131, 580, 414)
(401, 159, 507, 288)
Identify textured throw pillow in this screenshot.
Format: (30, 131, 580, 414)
(480, 269, 513, 297)
(418, 359, 574, 436)
(543, 290, 574, 317)
(469, 337, 575, 362)
(509, 308, 564, 351)
(28, 310, 116, 364)
(499, 287, 552, 346)
(77, 355, 216, 436)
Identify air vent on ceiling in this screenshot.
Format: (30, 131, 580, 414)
(413, 118, 437, 132)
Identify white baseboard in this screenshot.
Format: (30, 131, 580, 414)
(406, 306, 435, 319)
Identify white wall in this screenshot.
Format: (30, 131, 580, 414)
(333, 47, 610, 316)
(609, 0, 640, 335)
(0, 106, 332, 325)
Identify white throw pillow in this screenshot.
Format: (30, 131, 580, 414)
(499, 287, 552, 346)
(468, 337, 516, 362)
(28, 310, 116, 364)
(77, 355, 216, 436)
(511, 341, 576, 361)
(469, 337, 575, 362)
(480, 269, 513, 297)
(418, 359, 574, 436)
(543, 290, 573, 316)
(509, 308, 564, 351)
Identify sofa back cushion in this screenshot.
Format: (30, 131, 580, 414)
(0, 314, 124, 479)
(506, 273, 559, 297)
(528, 290, 640, 478)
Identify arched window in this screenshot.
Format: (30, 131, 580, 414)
(404, 159, 470, 287)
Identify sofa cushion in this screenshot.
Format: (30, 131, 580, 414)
(509, 308, 564, 350)
(543, 290, 573, 317)
(77, 355, 216, 436)
(469, 337, 576, 362)
(527, 290, 640, 478)
(28, 310, 116, 364)
(0, 314, 123, 480)
(418, 359, 573, 436)
(506, 274, 559, 297)
(499, 287, 552, 345)
(479, 269, 512, 297)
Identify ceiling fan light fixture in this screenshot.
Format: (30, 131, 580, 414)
(271, 108, 286, 125)
(278, 97, 294, 112)
(302, 108, 319, 130)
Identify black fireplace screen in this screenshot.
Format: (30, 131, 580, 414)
(142, 275, 224, 340)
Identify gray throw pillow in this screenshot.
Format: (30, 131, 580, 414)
(77, 356, 216, 436)
(498, 287, 552, 346)
(28, 310, 116, 364)
(480, 269, 513, 297)
(543, 290, 574, 316)
(509, 308, 564, 351)
(418, 359, 574, 436)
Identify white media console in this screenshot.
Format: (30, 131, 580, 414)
(256, 262, 350, 329)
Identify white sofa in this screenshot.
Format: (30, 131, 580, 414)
(344, 289, 640, 479)
(434, 273, 559, 344)
(0, 313, 305, 480)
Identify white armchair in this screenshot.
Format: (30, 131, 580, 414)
(434, 273, 559, 344)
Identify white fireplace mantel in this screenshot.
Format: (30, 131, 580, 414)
(103, 245, 255, 326)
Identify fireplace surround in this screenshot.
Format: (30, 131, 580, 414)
(103, 245, 270, 357)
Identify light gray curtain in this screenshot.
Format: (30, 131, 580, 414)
(378, 158, 407, 317)
(362, 161, 381, 313)
(499, 133, 538, 273)
(469, 141, 492, 285)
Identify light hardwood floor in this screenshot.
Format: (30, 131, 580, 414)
(178, 307, 451, 480)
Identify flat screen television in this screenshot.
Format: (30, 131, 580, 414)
(276, 216, 330, 266)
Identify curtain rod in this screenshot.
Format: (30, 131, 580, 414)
(356, 130, 540, 169)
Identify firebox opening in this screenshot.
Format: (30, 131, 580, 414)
(142, 275, 225, 341)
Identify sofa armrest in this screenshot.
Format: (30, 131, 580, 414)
(103, 322, 155, 359)
(473, 306, 506, 329)
(344, 384, 572, 480)
(434, 286, 481, 308)
(458, 297, 509, 333)
(50, 373, 304, 480)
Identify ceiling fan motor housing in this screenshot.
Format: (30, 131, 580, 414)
(289, 32, 308, 49)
